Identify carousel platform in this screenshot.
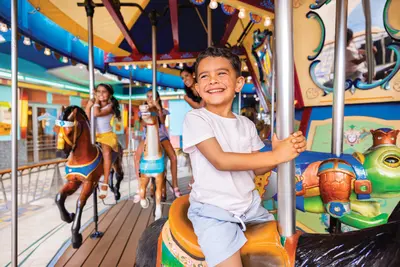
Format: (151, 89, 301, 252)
(50, 176, 191, 267)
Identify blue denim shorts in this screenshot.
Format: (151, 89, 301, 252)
(187, 190, 274, 266)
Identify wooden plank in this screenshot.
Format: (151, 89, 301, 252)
(55, 207, 111, 267)
(117, 203, 154, 266)
(100, 203, 143, 267)
(83, 201, 134, 266)
(64, 200, 128, 267)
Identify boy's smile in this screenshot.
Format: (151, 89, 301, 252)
(195, 57, 244, 109)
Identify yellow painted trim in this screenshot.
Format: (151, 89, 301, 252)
(28, 0, 129, 56)
(295, 221, 316, 233)
(216, 0, 275, 18)
(320, 96, 394, 104)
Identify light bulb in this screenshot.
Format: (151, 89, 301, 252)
(62, 56, 68, 63)
(23, 37, 31, 46)
(147, 84, 151, 88)
(179, 62, 183, 68)
(133, 64, 137, 69)
(147, 64, 151, 69)
(124, 65, 129, 70)
(264, 17, 271, 27)
(44, 48, 51, 56)
(243, 66, 248, 71)
(243, 94, 247, 98)
(209, 0, 218, 10)
(0, 23, 8, 33)
(253, 94, 257, 98)
(163, 63, 167, 68)
(238, 8, 246, 19)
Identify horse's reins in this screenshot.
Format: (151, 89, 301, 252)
(56, 119, 83, 152)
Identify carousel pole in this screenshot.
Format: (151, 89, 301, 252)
(207, 6, 212, 47)
(84, 0, 103, 239)
(128, 68, 132, 199)
(11, 0, 18, 265)
(238, 92, 242, 113)
(275, 0, 296, 237)
(150, 10, 157, 101)
(362, 0, 374, 83)
(330, 0, 348, 234)
(270, 30, 276, 140)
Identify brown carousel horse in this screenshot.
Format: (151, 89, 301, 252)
(53, 105, 124, 248)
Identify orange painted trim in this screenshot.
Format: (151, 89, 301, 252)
(156, 228, 163, 267)
(284, 230, 303, 267)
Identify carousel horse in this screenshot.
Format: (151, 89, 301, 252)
(138, 104, 167, 220)
(53, 106, 124, 249)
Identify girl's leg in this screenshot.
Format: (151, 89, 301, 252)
(161, 139, 179, 196)
(100, 144, 112, 198)
(133, 140, 145, 202)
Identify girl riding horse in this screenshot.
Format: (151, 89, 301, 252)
(54, 105, 124, 249)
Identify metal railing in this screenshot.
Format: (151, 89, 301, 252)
(0, 152, 134, 211)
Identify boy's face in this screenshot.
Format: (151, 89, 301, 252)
(195, 57, 244, 106)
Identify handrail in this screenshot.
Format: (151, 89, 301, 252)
(0, 159, 67, 175)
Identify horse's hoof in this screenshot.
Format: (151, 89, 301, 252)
(114, 191, 121, 201)
(140, 198, 150, 209)
(62, 213, 75, 224)
(155, 206, 162, 220)
(72, 233, 83, 249)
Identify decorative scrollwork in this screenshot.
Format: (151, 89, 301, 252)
(354, 45, 400, 90)
(309, 60, 353, 96)
(309, 0, 332, 10)
(383, 0, 400, 41)
(306, 11, 326, 61)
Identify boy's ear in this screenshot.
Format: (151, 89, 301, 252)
(235, 76, 245, 93)
(194, 83, 200, 95)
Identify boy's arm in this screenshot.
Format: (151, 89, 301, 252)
(196, 137, 289, 171)
(253, 151, 277, 175)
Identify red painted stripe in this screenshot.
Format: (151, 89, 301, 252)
(299, 107, 312, 135)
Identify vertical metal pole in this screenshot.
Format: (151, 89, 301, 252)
(362, 0, 374, 83)
(270, 30, 276, 140)
(330, 0, 348, 234)
(128, 68, 132, 199)
(275, 0, 295, 237)
(332, 0, 348, 158)
(85, 0, 101, 237)
(207, 6, 212, 47)
(11, 0, 18, 265)
(150, 10, 157, 101)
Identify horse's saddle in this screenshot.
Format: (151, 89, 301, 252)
(166, 195, 293, 266)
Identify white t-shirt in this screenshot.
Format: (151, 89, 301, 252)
(182, 108, 265, 216)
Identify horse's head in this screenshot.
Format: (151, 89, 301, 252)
(139, 104, 159, 126)
(54, 106, 89, 158)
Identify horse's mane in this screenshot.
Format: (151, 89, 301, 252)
(61, 105, 90, 124)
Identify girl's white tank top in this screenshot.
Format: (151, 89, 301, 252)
(96, 104, 113, 134)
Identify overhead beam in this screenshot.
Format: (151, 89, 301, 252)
(220, 11, 239, 46)
(169, 0, 180, 51)
(101, 0, 139, 54)
(105, 51, 246, 65)
(238, 0, 275, 13)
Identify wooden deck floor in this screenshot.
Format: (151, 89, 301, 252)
(52, 177, 191, 267)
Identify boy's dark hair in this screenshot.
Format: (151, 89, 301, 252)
(195, 47, 241, 77)
(347, 28, 353, 45)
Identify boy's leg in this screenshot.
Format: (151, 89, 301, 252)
(216, 251, 242, 267)
(188, 202, 246, 267)
(244, 190, 275, 224)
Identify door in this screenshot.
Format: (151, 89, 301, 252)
(27, 105, 60, 163)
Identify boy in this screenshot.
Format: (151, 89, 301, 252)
(182, 47, 307, 267)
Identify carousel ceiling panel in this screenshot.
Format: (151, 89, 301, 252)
(28, 0, 149, 55)
(47, 65, 127, 86)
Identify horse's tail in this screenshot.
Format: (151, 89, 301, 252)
(295, 216, 400, 266)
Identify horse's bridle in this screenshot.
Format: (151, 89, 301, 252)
(55, 119, 82, 152)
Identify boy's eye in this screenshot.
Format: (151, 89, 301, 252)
(218, 72, 227, 76)
(200, 75, 208, 79)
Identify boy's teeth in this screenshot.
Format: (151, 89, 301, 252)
(209, 89, 223, 93)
